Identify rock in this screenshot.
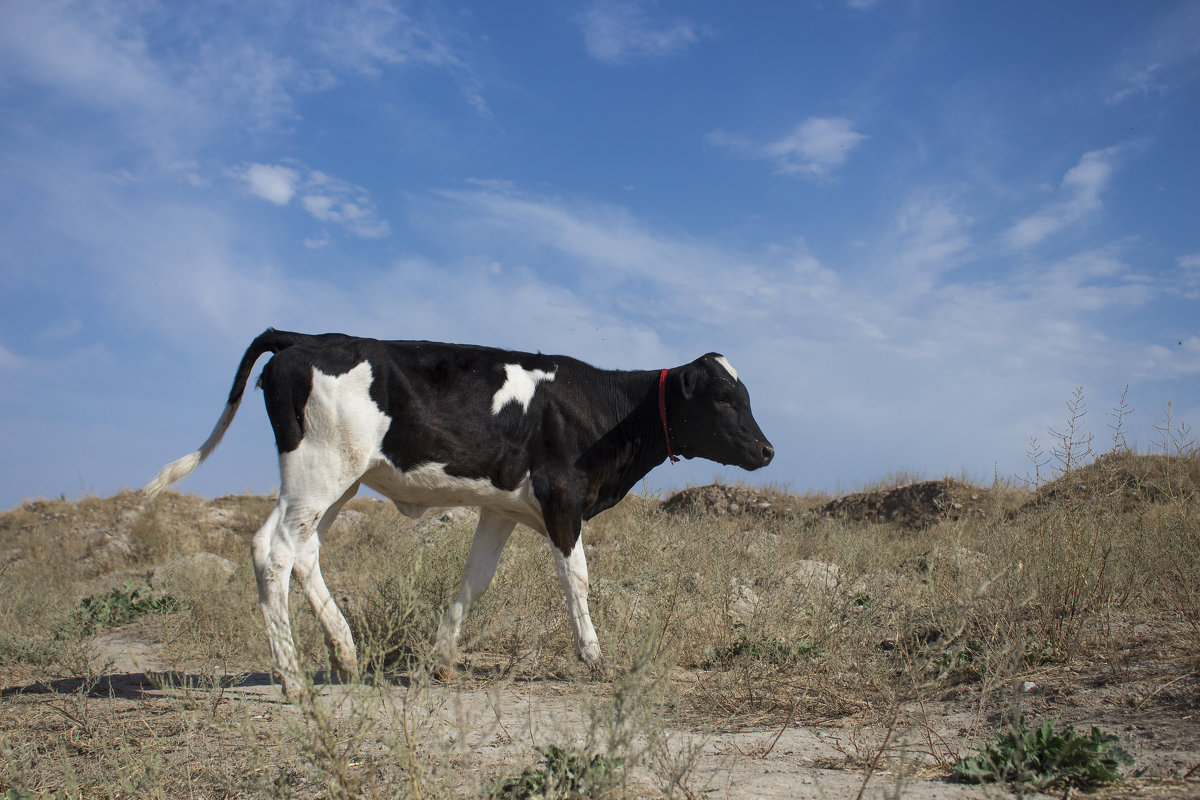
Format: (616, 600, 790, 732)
(728, 578, 761, 624)
(783, 560, 841, 593)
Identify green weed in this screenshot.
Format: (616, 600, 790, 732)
(74, 579, 179, 633)
(493, 745, 623, 800)
(951, 716, 1134, 790)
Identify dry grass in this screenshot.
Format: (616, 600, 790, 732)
(1, 399, 1198, 798)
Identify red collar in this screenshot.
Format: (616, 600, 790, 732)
(658, 368, 680, 463)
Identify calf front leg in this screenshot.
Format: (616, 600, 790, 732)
(552, 536, 602, 669)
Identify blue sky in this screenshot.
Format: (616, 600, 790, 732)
(1, 0, 1197, 508)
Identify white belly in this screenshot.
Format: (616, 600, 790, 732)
(363, 461, 546, 533)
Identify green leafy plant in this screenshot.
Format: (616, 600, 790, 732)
(951, 716, 1133, 790)
(74, 579, 179, 633)
(494, 745, 623, 799)
(702, 627, 816, 669)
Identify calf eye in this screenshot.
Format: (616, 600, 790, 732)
(715, 392, 731, 405)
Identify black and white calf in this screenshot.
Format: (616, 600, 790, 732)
(146, 329, 773, 696)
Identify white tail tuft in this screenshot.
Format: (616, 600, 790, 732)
(143, 400, 241, 498)
(144, 451, 203, 498)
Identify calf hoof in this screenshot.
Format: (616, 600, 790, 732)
(328, 649, 358, 682)
(579, 643, 604, 671)
(273, 668, 304, 701)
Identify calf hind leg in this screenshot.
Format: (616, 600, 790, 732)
(253, 482, 361, 698)
(292, 483, 360, 678)
(434, 509, 517, 666)
(252, 501, 304, 697)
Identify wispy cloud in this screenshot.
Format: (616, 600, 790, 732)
(304, 2, 491, 116)
(578, 1, 707, 64)
(709, 117, 868, 178)
(426, 184, 1158, 366)
(1179, 253, 1200, 299)
(1105, 2, 1200, 105)
(0, 0, 490, 162)
(234, 162, 390, 239)
(1004, 145, 1123, 249)
(0, 343, 23, 372)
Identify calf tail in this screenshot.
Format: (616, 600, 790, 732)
(143, 328, 308, 498)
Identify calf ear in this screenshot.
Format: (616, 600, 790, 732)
(679, 365, 697, 399)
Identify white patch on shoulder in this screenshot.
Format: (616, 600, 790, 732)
(714, 355, 738, 381)
(491, 364, 555, 415)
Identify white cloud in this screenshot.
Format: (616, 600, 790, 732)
(303, 231, 331, 249)
(579, 1, 705, 64)
(881, 197, 973, 295)
(710, 117, 868, 178)
(1107, 62, 1164, 105)
(235, 162, 390, 239)
(1004, 145, 1123, 249)
(241, 163, 300, 205)
(298, 172, 391, 238)
(1006, 213, 1065, 250)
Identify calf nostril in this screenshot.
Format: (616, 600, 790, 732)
(762, 444, 775, 462)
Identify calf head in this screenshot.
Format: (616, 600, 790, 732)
(668, 353, 774, 471)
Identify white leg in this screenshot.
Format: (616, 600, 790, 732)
(293, 483, 359, 677)
(553, 538, 603, 668)
(252, 501, 303, 697)
(435, 509, 516, 665)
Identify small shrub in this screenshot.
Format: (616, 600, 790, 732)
(951, 716, 1133, 790)
(493, 745, 623, 800)
(74, 580, 179, 633)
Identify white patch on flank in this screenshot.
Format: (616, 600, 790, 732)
(714, 355, 738, 381)
(491, 363, 556, 415)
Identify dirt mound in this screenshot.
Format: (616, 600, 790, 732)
(1033, 451, 1199, 510)
(820, 478, 988, 530)
(661, 484, 802, 518)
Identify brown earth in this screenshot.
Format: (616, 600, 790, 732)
(662, 478, 1001, 530)
(659, 483, 809, 519)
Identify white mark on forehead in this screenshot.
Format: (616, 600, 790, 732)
(714, 356, 739, 382)
(492, 364, 556, 415)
